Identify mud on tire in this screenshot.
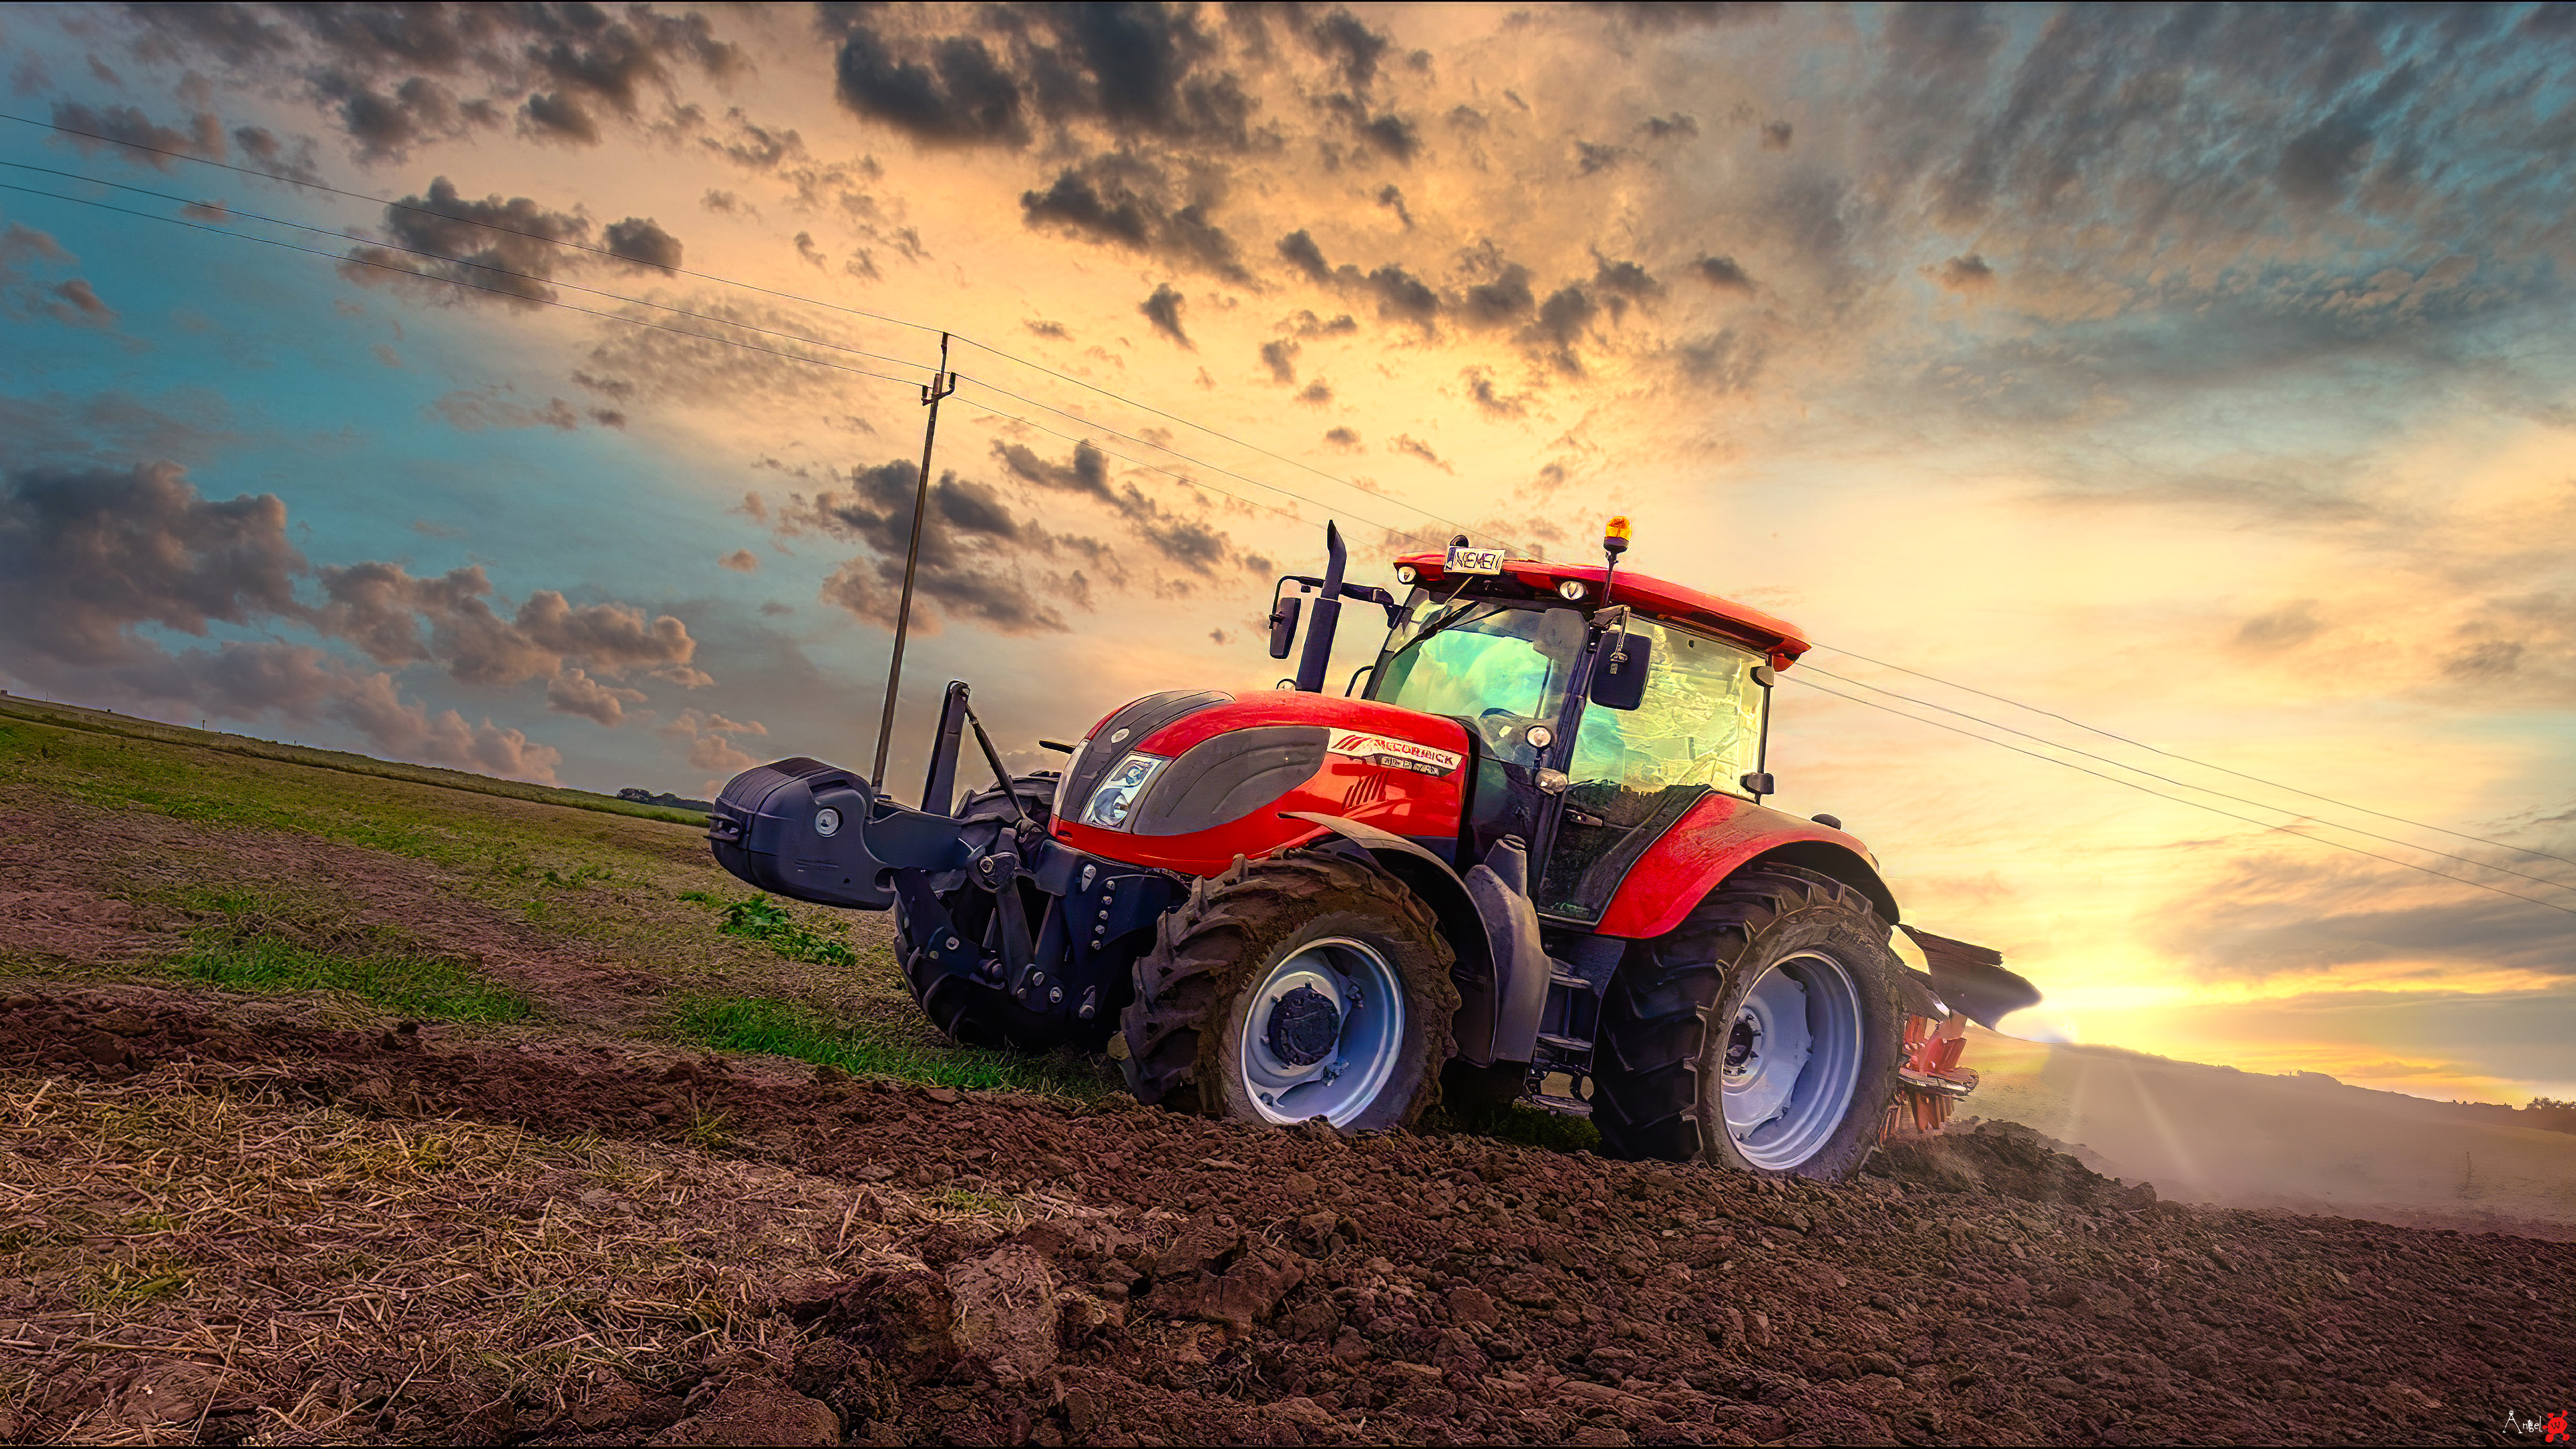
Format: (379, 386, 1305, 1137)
(1589, 865, 1904, 1181)
(1120, 851, 1460, 1132)
(897, 775, 1098, 1053)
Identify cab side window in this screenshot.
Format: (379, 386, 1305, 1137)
(1567, 620, 1764, 808)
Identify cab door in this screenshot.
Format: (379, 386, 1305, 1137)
(1534, 620, 1770, 923)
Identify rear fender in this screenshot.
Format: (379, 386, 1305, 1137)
(1278, 813, 1546, 1068)
(1591, 794, 1899, 938)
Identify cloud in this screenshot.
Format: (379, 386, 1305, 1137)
(2234, 601, 2323, 653)
(1695, 255, 1755, 294)
(50, 279, 116, 325)
(2149, 846, 2576, 983)
(991, 439, 1243, 576)
(834, 27, 1030, 147)
(1587, 2, 1786, 32)
(544, 665, 646, 726)
(663, 707, 769, 775)
(1020, 153, 1249, 281)
(1278, 229, 1331, 283)
(122, 2, 740, 161)
(1391, 434, 1452, 472)
(47, 101, 224, 168)
(603, 216, 683, 273)
(1363, 264, 1439, 331)
(1139, 283, 1193, 348)
(1674, 329, 1765, 392)
(311, 560, 706, 688)
(1458, 264, 1535, 328)
(1282, 309, 1358, 338)
(1461, 367, 1530, 418)
(1260, 340, 1299, 383)
(0, 461, 304, 669)
(333, 673, 565, 781)
(429, 386, 581, 432)
(228, 126, 325, 184)
(719, 548, 760, 573)
(1, 223, 120, 331)
(774, 458, 1076, 636)
(825, 5, 1254, 150)
(1575, 141, 1629, 175)
(1935, 254, 1996, 292)
(0, 460, 659, 779)
(342, 178, 683, 310)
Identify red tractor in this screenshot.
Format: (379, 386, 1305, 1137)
(708, 519, 2036, 1180)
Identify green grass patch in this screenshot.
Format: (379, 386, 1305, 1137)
(1432, 1098, 1604, 1153)
(0, 714, 699, 891)
(669, 994, 1109, 1097)
(0, 698, 706, 825)
(158, 887, 531, 1022)
(682, 892, 859, 967)
(79, 1261, 192, 1311)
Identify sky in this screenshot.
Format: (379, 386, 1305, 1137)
(2, 2, 2571, 1105)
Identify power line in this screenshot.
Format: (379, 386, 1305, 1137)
(1814, 642, 2576, 874)
(0, 183, 929, 390)
(1781, 673, 2576, 919)
(947, 335, 1515, 553)
(2, 178, 1436, 558)
(0, 159, 937, 378)
(0, 109, 942, 340)
(949, 387, 1392, 540)
(9, 111, 2554, 876)
(1797, 661, 2576, 898)
(0, 108, 1499, 546)
(954, 374, 1451, 551)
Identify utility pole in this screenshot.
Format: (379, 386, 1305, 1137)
(871, 332, 958, 789)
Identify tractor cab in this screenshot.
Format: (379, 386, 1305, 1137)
(1266, 522, 1812, 925)
(1366, 544, 1793, 921)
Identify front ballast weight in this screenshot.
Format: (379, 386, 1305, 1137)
(708, 683, 1178, 1046)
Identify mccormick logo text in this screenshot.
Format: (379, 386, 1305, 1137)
(1327, 733, 1462, 776)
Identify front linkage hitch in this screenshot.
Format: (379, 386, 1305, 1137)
(707, 680, 1175, 1029)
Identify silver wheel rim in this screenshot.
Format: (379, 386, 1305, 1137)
(1720, 950, 1864, 1170)
(1235, 936, 1407, 1127)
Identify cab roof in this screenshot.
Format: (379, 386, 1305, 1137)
(1392, 552, 1812, 667)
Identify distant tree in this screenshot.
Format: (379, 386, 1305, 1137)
(2521, 1097, 2576, 1135)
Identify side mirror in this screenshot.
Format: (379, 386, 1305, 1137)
(1588, 633, 1653, 710)
(1268, 593, 1303, 660)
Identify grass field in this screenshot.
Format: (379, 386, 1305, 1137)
(0, 700, 1121, 1100)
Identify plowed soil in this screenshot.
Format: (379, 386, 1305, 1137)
(3, 986, 2566, 1446)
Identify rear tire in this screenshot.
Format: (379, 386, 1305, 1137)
(1590, 866, 1903, 1181)
(897, 775, 1092, 1053)
(1121, 852, 1460, 1132)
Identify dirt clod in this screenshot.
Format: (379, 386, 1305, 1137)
(650, 1374, 840, 1447)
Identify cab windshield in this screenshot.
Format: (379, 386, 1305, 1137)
(1365, 593, 1585, 745)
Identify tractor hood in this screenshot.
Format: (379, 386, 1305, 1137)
(1052, 690, 1472, 875)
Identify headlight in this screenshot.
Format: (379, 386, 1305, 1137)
(1080, 751, 1167, 831)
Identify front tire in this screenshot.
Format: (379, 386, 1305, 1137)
(1591, 867, 1904, 1181)
(1121, 852, 1460, 1132)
